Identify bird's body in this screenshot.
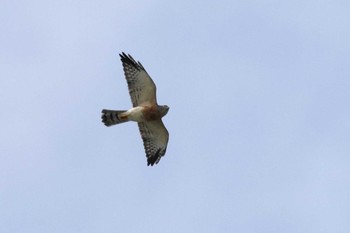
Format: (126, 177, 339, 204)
(122, 106, 145, 122)
(101, 53, 169, 166)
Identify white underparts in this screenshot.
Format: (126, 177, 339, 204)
(124, 106, 144, 122)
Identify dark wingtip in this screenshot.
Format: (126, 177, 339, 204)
(147, 158, 156, 166)
(119, 52, 145, 71)
(147, 149, 162, 166)
(120, 52, 132, 63)
(119, 52, 127, 59)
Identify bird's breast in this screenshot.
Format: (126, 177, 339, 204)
(142, 105, 161, 121)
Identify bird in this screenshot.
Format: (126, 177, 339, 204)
(101, 52, 169, 166)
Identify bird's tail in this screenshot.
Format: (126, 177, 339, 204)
(101, 109, 129, 126)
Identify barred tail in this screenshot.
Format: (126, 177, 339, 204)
(101, 109, 129, 126)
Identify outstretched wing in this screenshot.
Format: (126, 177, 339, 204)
(120, 52, 157, 107)
(138, 120, 169, 166)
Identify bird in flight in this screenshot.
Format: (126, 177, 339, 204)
(101, 53, 169, 166)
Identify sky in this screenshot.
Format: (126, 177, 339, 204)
(1, 0, 350, 232)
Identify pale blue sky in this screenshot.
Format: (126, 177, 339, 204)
(1, 0, 350, 232)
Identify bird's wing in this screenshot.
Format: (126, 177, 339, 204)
(120, 53, 157, 107)
(138, 120, 169, 166)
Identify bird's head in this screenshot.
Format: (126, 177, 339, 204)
(158, 105, 169, 117)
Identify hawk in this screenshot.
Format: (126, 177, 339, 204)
(101, 52, 169, 166)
